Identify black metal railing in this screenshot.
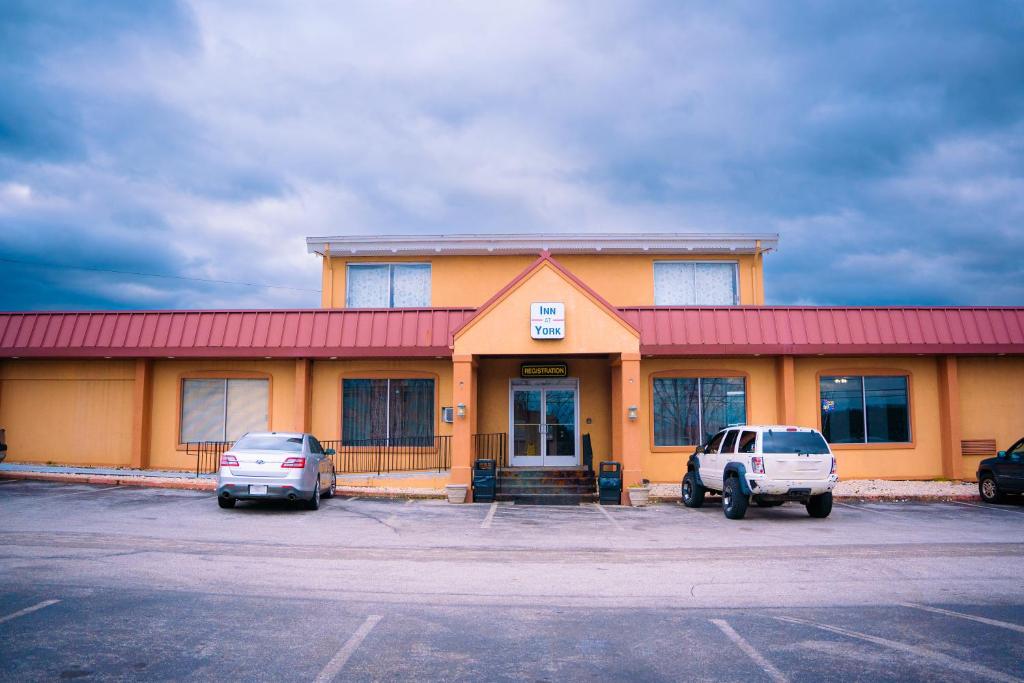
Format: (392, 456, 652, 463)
(186, 441, 233, 476)
(321, 436, 451, 475)
(472, 432, 508, 469)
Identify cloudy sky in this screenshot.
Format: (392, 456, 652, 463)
(1, 1, 1022, 310)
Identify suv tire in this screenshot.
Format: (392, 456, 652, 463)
(722, 476, 749, 520)
(682, 472, 706, 508)
(806, 492, 833, 518)
(979, 474, 1005, 504)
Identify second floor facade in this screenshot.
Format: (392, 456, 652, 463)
(308, 233, 777, 309)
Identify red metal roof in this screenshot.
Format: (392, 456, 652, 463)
(620, 306, 1024, 356)
(1, 306, 1023, 358)
(0, 308, 475, 359)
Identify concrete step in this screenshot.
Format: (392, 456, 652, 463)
(495, 492, 600, 505)
(497, 483, 596, 494)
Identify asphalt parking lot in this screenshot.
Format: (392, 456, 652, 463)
(1, 480, 1023, 682)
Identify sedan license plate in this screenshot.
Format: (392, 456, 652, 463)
(249, 485, 268, 495)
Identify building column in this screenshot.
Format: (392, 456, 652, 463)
(937, 355, 962, 480)
(451, 354, 477, 501)
(130, 359, 153, 470)
(776, 355, 796, 425)
(613, 353, 642, 504)
(294, 358, 312, 433)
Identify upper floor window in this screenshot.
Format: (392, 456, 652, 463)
(346, 263, 430, 308)
(180, 378, 269, 443)
(654, 261, 738, 305)
(820, 375, 911, 444)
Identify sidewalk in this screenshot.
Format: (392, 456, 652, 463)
(0, 463, 981, 501)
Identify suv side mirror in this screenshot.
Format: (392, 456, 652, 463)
(998, 450, 1007, 458)
(694, 445, 704, 455)
(324, 448, 336, 456)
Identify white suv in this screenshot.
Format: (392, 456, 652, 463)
(681, 425, 838, 520)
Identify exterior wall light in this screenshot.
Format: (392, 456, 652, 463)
(456, 402, 466, 418)
(627, 405, 638, 421)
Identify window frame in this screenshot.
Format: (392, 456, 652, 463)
(337, 371, 439, 444)
(653, 260, 740, 306)
(176, 371, 273, 448)
(649, 370, 750, 451)
(345, 262, 431, 308)
(816, 369, 915, 449)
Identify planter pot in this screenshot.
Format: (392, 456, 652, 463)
(445, 484, 468, 504)
(628, 486, 651, 507)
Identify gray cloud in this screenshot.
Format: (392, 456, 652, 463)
(1, 0, 1022, 310)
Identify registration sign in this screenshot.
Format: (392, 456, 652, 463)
(249, 484, 268, 495)
(530, 302, 565, 339)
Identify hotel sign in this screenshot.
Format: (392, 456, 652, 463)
(521, 362, 568, 378)
(530, 302, 565, 339)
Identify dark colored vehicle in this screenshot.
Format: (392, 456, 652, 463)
(977, 438, 1024, 503)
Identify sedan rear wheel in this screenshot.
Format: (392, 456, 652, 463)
(323, 471, 337, 499)
(217, 496, 235, 509)
(306, 477, 321, 510)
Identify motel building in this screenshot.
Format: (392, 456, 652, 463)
(1, 233, 1023, 504)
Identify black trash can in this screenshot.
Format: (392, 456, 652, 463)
(473, 458, 497, 503)
(598, 461, 622, 505)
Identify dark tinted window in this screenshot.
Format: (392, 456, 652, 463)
(652, 377, 746, 446)
(308, 436, 324, 454)
(232, 435, 303, 452)
(705, 431, 726, 454)
(738, 431, 757, 453)
(721, 429, 739, 454)
(820, 375, 910, 444)
(762, 431, 830, 454)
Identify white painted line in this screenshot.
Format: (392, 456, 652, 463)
(0, 599, 61, 625)
(480, 502, 498, 529)
(345, 496, 360, 503)
(952, 500, 1024, 514)
(710, 619, 788, 682)
(404, 499, 414, 505)
(314, 614, 382, 682)
(48, 485, 123, 498)
(773, 615, 1021, 683)
(834, 501, 900, 517)
(0, 479, 18, 485)
(594, 503, 624, 530)
(901, 603, 1024, 634)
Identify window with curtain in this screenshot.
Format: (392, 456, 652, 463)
(653, 261, 739, 305)
(342, 378, 434, 445)
(653, 376, 746, 446)
(820, 375, 910, 443)
(346, 263, 431, 308)
(180, 378, 269, 442)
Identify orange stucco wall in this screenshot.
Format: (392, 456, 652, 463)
(321, 253, 764, 308)
(958, 357, 1024, 480)
(792, 356, 944, 480)
(475, 357, 612, 464)
(0, 360, 135, 466)
(637, 357, 780, 483)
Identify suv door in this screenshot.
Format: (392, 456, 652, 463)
(714, 429, 741, 485)
(1003, 438, 1024, 493)
(700, 430, 727, 489)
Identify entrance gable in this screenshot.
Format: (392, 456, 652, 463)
(452, 255, 640, 356)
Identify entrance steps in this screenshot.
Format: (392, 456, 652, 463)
(495, 467, 597, 505)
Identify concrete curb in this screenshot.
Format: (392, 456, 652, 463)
(0, 471, 446, 499)
(650, 493, 984, 503)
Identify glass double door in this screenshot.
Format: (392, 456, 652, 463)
(510, 381, 578, 466)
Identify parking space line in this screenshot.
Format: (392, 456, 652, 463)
(711, 619, 788, 683)
(314, 614, 382, 682)
(480, 502, 498, 529)
(952, 500, 1024, 514)
(47, 485, 123, 498)
(0, 599, 61, 625)
(0, 479, 18, 485)
(593, 503, 624, 530)
(772, 616, 1021, 683)
(901, 603, 1024, 634)
(834, 501, 901, 517)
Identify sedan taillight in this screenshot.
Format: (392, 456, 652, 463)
(281, 456, 306, 469)
(751, 456, 765, 474)
(220, 454, 239, 467)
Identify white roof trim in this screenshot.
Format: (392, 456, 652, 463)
(306, 233, 779, 256)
